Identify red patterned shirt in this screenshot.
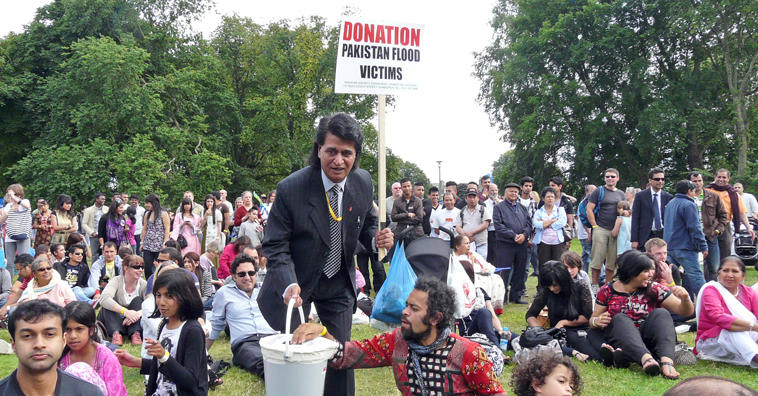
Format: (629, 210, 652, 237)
(596, 282, 672, 327)
(329, 328, 507, 395)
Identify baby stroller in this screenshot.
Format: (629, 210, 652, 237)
(734, 218, 758, 268)
(396, 226, 456, 281)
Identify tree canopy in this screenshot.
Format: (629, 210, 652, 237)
(476, 0, 758, 194)
(0, 0, 429, 207)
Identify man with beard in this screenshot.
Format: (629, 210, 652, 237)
(0, 299, 104, 396)
(291, 278, 506, 396)
(207, 254, 276, 378)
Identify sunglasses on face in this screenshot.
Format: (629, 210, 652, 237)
(36, 267, 53, 273)
(130, 265, 145, 270)
(71, 252, 83, 256)
(651, 177, 665, 181)
(605, 175, 617, 179)
(236, 270, 256, 278)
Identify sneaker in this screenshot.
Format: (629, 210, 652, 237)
(111, 332, 123, 346)
(90, 299, 100, 310)
(131, 333, 143, 345)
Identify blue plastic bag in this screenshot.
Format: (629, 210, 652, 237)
(371, 242, 417, 324)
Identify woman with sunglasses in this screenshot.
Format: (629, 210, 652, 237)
(16, 256, 77, 307)
(32, 199, 53, 247)
(51, 194, 78, 245)
(98, 255, 148, 346)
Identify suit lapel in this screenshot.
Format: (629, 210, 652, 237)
(308, 169, 331, 246)
(342, 176, 358, 243)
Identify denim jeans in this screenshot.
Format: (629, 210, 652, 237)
(580, 239, 592, 273)
(703, 237, 720, 282)
(203, 295, 215, 310)
(668, 249, 705, 297)
(73, 286, 96, 304)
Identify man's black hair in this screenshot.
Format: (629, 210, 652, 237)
(211, 191, 221, 200)
(231, 253, 259, 275)
(159, 247, 182, 264)
(648, 168, 665, 179)
(675, 180, 695, 195)
(445, 181, 458, 189)
(520, 176, 534, 186)
(413, 181, 424, 187)
(400, 177, 411, 185)
(429, 186, 439, 194)
(8, 300, 67, 341)
(413, 277, 456, 332)
(662, 376, 758, 396)
(94, 193, 105, 200)
(481, 175, 491, 181)
(549, 176, 564, 187)
(67, 243, 85, 254)
(688, 171, 703, 180)
(307, 113, 363, 170)
(129, 194, 140, 201)
(15, 253, 34, 266)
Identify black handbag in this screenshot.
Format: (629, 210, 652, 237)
(177, 234, 188, 248)
(519, 326, 567, 349)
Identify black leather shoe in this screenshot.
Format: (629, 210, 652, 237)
(511, 299, 529, 305)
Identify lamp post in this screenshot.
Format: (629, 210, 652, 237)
(437, 161, 443, 192)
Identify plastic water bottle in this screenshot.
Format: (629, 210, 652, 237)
(499, 327, 509, 351)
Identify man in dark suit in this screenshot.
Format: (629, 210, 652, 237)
(631, 168, 673, 251)
(258, 113, 394, 396)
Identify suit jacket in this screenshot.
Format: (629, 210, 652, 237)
(258, 166, 378, 331)
(82, 204, 108, 237)
(631, 188, 673, 246)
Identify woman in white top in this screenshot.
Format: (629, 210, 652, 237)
(454, 234, 506, 314)
(200, 195, 223, 252)
(0, 184, 32, 273)
(533, 186, 567, 289)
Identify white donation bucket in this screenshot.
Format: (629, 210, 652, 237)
(260, 299, 339, 396)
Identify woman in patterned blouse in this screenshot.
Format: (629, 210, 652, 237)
(589, 250, 694, 379)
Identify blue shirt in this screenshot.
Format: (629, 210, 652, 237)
(663, 194, 708, 252)
(210, 283, 277, 346)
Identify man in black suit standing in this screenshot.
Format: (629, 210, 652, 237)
(258, 113, 394, 396)
(631, 168, 673, 251)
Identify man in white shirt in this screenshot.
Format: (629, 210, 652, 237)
(455, 189, 493, 259)
(129, 195, 146, 255)
(485, 183, 501, 261)
(735, 183, 758, 219)
(385, 182, 402, 231)
(431, 193, 460, 241)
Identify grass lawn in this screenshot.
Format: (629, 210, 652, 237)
(2, 242, 758, 395)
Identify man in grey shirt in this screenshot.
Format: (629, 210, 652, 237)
(586, 168, 627, 294)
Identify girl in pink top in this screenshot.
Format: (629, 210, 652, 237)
(171, 198, 202, 256)
(60, 301, 129, 396)
(696, 256, 758, 368)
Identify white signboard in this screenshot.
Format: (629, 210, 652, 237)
(335, 18, 424, 95)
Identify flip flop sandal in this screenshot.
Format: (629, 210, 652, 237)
(599, 344, 615, 367)
(660, 362, 680, 380)
(642, 357, 660, 376)
(613, 349, 630, 368)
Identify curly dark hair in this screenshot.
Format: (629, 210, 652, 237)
(510, 351, 583, 396)
(413, 277, 456, 332)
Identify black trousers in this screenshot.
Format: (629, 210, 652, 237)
(289, 268, 356, 396)
(536, 243, 566, 289)
(497, 242, 528, 302)
(231, 335, 265, 378)
(564, 327, 605, 362)
(487, 231, 497, 264)
(459, 309, 498, 345)
(604, 308, 677, 365)
(143, 250, 159, 279)
(356, 251, 385, 294)
(98, 297, 144, 338)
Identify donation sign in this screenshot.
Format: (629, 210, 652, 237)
(335, 18, 424, 94)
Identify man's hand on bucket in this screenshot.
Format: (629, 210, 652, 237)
(284, 285, 303, 308)
(292, 323, 333, 344)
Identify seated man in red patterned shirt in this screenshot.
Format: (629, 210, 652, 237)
(292, 277, 507, 396)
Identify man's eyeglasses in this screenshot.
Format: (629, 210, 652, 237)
(36, 267, 53, 273)
(130, 265, 145, 270)
(605, 175, 617, 179)
(236, 271, 256, 278)
(651, 177, 665, 182)
(71, 252, 83, 256)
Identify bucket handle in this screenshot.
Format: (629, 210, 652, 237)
(284, 298, 306, 359)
